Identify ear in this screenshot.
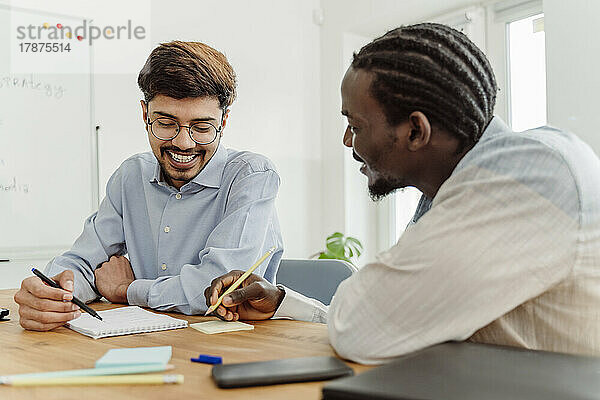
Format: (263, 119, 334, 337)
(406, 111, 431, 152)
(140, 100, 149, 131)
(220, 108, 230, 137)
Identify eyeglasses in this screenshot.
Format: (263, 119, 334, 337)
(146, 116, 223, 145)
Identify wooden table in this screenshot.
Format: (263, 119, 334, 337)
(0, 289, 371, 399)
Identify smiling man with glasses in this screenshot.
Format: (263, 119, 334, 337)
(14, 41, 283, 331)
(143, 96, 227, 190)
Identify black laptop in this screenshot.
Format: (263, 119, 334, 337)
(322, 341, 600, 400)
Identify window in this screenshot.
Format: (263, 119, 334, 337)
(508, 14, 547, 131)
(394, 187, 422, 241)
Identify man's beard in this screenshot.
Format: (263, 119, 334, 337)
(157, 147, 206, 184)
(368, 175, 404, 201)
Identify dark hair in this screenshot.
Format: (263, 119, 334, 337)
(137, 41, 236, 110)
(351, 23, 497, 152)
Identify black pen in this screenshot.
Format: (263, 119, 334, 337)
(31, 268, 103, 321)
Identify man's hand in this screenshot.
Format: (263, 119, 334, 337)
(14, 270, 82, 331)
(204, 271, 285, 321)
(94, 255, 135, 303)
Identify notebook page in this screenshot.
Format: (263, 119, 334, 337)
(66, 306, 188, 339)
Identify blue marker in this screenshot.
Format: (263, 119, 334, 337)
(191, 354, 222, 365)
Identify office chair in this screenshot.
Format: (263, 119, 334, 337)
(276, 259, 357, 305)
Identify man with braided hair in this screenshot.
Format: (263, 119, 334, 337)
(205, 23, 600, 364)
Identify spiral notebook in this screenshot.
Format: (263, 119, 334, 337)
(66, 306, 188, 339)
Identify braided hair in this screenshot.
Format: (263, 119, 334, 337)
(351, 23, 497, 152)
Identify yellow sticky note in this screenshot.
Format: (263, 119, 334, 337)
(190, 321, 254, 334)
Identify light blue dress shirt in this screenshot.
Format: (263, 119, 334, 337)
(45, 145, 283, 315)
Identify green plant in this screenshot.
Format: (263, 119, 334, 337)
(311, 232, 363, 266)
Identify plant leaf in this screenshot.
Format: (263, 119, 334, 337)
(326, 237, 345, 257)
(316, 232, 364, 265)
(347, 236, 363, 248)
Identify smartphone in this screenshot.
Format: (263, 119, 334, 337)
(212, 356, 354, 388)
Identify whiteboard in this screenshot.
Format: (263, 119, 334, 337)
(0, 5, 96, 259)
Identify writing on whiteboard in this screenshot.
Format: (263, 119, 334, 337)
(0, 74, 65, 99)
(0, 177, 30, 194)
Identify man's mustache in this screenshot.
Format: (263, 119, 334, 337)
(161, 147, 206, 156)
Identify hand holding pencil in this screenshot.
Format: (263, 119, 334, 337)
(204, 247, 284, 321)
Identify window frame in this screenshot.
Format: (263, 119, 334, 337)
(486, 0, 544, 127)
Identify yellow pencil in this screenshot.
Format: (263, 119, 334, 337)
(205, 246, 277, 316)
(2, 374, 184, 387)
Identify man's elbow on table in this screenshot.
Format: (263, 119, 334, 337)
(325, 277, 445, 365)
(327, 297, 476, 365)
(326, 286, 394, 365)
(327, 309, 392, 365)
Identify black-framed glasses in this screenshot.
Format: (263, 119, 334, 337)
(146, 117, 223, 145)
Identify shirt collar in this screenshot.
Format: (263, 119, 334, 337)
(149, 144, 227, 190)
(427, 116, 510, 204)
(151, 161, 161, 184)
(479, 116, 511, 141)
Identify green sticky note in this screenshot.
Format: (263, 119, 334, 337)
(95, 346, 172, 368)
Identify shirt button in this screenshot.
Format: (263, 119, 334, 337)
(175, 193, 182, 200)
(164, 226, 170, 233)
(161, 263, 167, 270)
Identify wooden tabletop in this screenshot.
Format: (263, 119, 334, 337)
(0, 289, 371, 399)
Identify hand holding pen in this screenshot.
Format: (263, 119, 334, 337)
(31, 268, 102, 321)
(13, 268, 101, 331)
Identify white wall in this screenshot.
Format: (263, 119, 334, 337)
(1, 0, 322, 288)
(544, 0, 600, 154)
(1, 258, 52, 290)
